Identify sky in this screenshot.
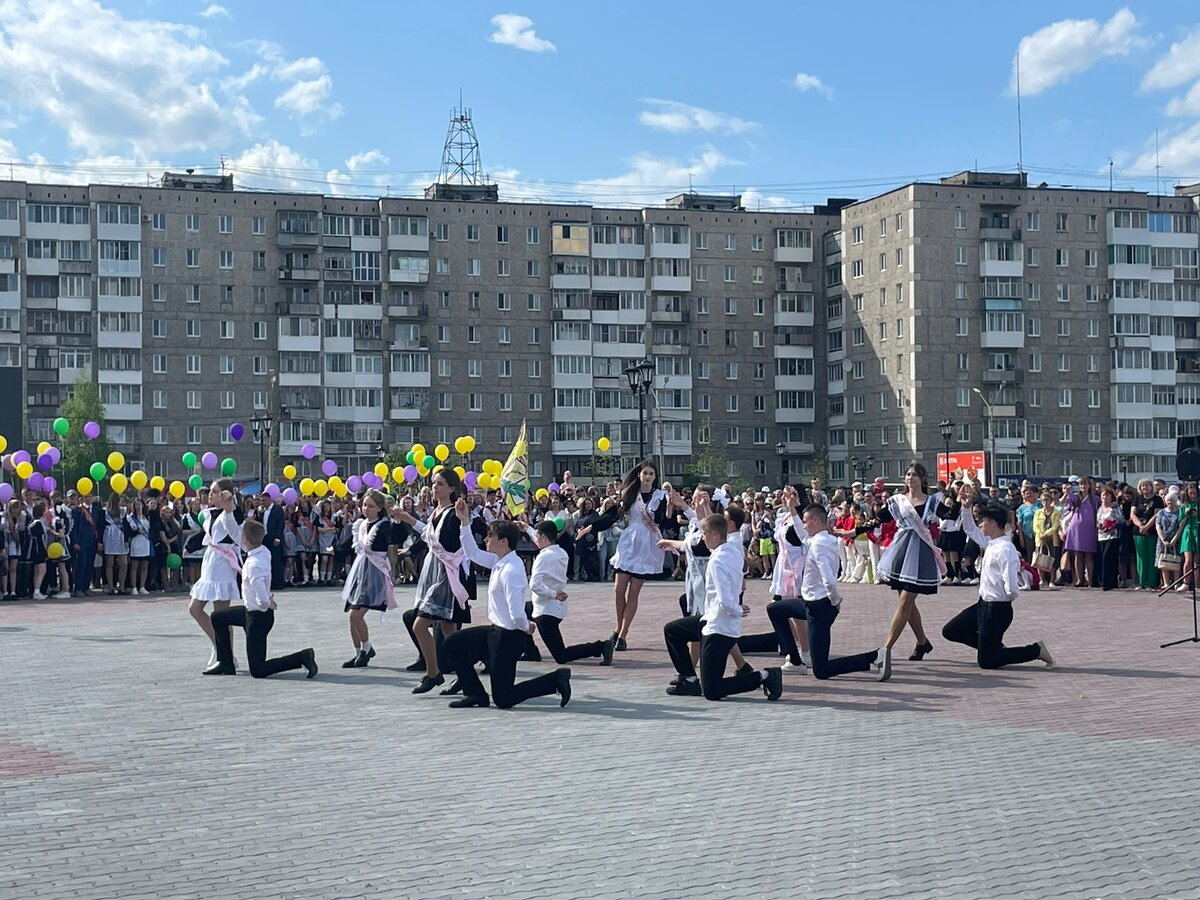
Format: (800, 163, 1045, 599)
(2, 1, 1200, 208)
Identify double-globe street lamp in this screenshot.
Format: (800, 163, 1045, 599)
(623, 358, 656, 462)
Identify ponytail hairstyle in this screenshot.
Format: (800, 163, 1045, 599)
(618, 460, 659, 511)
(435, 467, 465, 503)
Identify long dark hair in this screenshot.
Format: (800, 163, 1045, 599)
(619, 460, 659, 511)
(434, 467, 464, 503)
(905, 462, 930, 495)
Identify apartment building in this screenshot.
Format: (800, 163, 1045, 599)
(0, 175, 842, 484)
(836, 171, 1200, 486)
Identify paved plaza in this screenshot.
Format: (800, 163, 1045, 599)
(3, 576, 1200, 899)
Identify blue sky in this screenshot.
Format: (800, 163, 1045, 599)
(2, 1, 1200, 206)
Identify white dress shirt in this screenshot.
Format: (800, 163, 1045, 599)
(241, 545, 273, 612)
(701, 539, 745, 639)
(799, 530, 843, 607)
(459, 525, 531, 631)
(958, 506, 1020, 603)
(529, 542, 569, 618)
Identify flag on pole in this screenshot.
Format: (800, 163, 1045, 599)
(500, 418, 530, 517)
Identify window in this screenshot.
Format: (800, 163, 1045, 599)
(956, 387, 970, 407)
(152, 318, 166, 338)
(1056, 248, 1069, 267)
(185, 213, 199, 232)
(1087, 319, 1100, 338)
(723, 265, 736, 283)
(152, 354, 167, 374)
(1030, 352, 1042, 372)
(1060, 424, 1073, 442)
(1057, 318, 1070, 337)
(1027, 247, 1040, 267)
(468, 359, 482, 378)
(1059, 388, 1072, 408)
(1085, 249, 1098, 269)
(186, 320, 200, 338)
(218, 250, 234, 270)
(466, 258, 480, 277)
(1058, 353, 1070, 372)
(218, 214, 232, 234)
(437, 325, 449, 343)
(220, 321, 235, 340)
(955, 317, 968, 337)
(220, 356, 235, 375)
(497, 259, 511, 277)
(186, 355, 201, 375)
(186, 248, 199, 268)
(954, 246, 967, 266)
(186, 390, 201, 409)
(1088, 389, 1101, 408)
(1056, 213, 1069, 232)
(957, 353, 970, 371)
(954, 210, 967, 229)
(251, 216, 264, 235)
(1088, 423, 1102, 443)
(528, 360, 541, 378)
(528, 393, 542, 411)
(1027, 317, 1041, 337)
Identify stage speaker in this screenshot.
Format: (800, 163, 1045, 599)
(1177, 436, 1200, 481)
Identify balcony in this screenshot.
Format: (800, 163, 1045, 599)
(390, 336, 428, 351)
(651, 342, 688, 354)
(979, 330, 1025, 349)
(278, 266, 320, 282)
(0, 258, 15, 275)
(353, 337, 385, 352)
(982, 368, 1023, 384)
(287, 407, 323, 421)
(388, 268, 429, 284)
(777, 280, 813, 294)
(323, 268, 352, 282)
(276, 231, 320, 248)
(387, 303, 428, 320)
(650, 274, 691, 293)
(650, 307, 690, 323)
(773, 245, 813, 264)
(550, 272, 590, 291)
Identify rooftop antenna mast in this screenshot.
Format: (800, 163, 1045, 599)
(438, 92, 486, 186)
(1016, 52, 1025, 176)
(1155, 129, 1162, 203)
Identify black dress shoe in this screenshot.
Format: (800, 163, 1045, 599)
(301, 649, 318, 679)
(364, 646, 376, 663)
(405, 658, 426, 672)
(341, 651, 367, 669)
(202, 662, 236, 676)
(520, 647, 543, 662)
(908, 641, 934, 662)
(439, 678, 464, 696)
(666, 679, 702, 696)
(412, 673, 445, 694)
(615, 636, 628, 652)
(762, 667, 784, 701)
(448, 694, 489, 708)
(555, 669, 572, 707)
(600, 637, 615, 666)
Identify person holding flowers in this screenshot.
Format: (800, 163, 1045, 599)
(1095, 485, 1125, 592)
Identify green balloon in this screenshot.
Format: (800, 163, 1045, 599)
(53, 417, 70, 436)
(405, 450, 415, 465)
(89, 462, 106, 481)
(182, 451, 198, 468)
(188, 474, 203, 490)
(554, 517, 565, 531)
(165, 553, 182, 571)
(422, 454, 435, 469)
(197, 510, 206, 524)
(220, 458, 237, 476)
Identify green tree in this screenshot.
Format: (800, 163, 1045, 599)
(803, 445, 830, 486)
(684, 419, 751, 493)
(58, 370, 110, 487)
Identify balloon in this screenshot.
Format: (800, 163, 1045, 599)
(47, 542, 64, 560)
(264, 483, 281, 500)
(536, 488, 549, 500)
(229, 422, 245, 442)
(411, 443, 426, 459)
(299, 477, 315, 496)
(166, 553, 182, 571)
(0, 483, 11, 503)
(53, 417, 70, 437)
(476, 473, 491, 491)
(150, 475, 165, 492)
(434, 444, 450, 462)
(464, 471, 478, 491)
(332, 481, 347, 498)
(197, 511, 206, 524)
(390, 466, 404, 483)
(47, 447, 61, 465)
(405, 450, 415, 465)
(15, 461, 32, 480)
(281, 487, 298, 506)
(43, 477, 56, 493)
(130, 470, 148, 491)
(182, 451, 198, 468)
(597, 436, 611, 452)
(433, 465, 444, 475)
(301, 443, 317, 460)
(322, 459, 338, 477)
(107, 451, 125, 471)
(201, 452, 218, 470)
(0, 436, 6, 454)
(421, 455, 435, 470)
(37, 453, 53, 471)
(461, 435, 477, 455)
(453, 466, 466, 479)
(372, 462, 388, 478)
(169, 480, 186, 499)
(548, 482, 561, 493)
(77, 477, 94, 495)
(110, 473, 128, 494)
(220, 458, 237, 477)
(83, 421, 100, 440)
(346, 475, 362, 493)
(188, 474, 203, 490)
(12, 449, 29, 466)
(553, 517, 565, 531)
(37, 441, 51, 456)
(27, 472, 43, 491)
(402, 465, 418, 483)
(314, 479, 329, 498)
(282, 464, 297, 481)
(416, 466, 430, 480)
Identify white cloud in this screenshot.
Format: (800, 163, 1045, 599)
(274, 75, 341, 119)
(199, 4, 229, 19)
(326, 149, 392, 196)
(793, 73, 833, 100)
(1166, 81, 1200, 118)
(740, 188, 793, 210)
(245, 41, 342, 122)
(1011, 8, 1149, 96)
(1127, 123, 1200, 176)
(228, 140, 319, 192)
(1142, 29, 1200, 91)
(489, 14, 556, 52)
(638, 99, 757, 135)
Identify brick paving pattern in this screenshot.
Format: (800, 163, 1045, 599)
(3, 578, 1200, 899)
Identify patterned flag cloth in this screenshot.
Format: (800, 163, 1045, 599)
(500, 419, 530, 517)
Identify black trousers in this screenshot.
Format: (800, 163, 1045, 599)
(699, 633, 763, 701)
(576, 546, 600, 580)
(941, 599, 1040, 669)
(73, 546, 96, 593)
(663, 616, 779, 680)
(211, 607, 307, 678)
(269, 543, 286, 591)
(443, 625, 560, 708)
(534, 614, 603, 664)
(1097, 539, 1120, 590)
(766, 597, 808, 664)
(803, 598, 877, 679)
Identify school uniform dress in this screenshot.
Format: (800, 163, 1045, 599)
(869, 494, 958, 595)
(594, 489, 669, 579)
(941, 506, 1042, 669)
(189, 509, 243, 604)
(529, 540, 605, 664)
(102, 509, 129, 557)
(442, 526, 563, 709)
(342, 517, 394, 612)
(412, 507, 475, 623)
(126, 515, 152, 559)
(211, 545, 310, 678)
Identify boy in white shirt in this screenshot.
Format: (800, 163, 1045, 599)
(203, 519, 317, 679)
(527, 520, 615, 666)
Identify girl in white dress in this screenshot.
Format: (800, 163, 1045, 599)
(125, 498, 153, 596)
(188, 479, 243, 668)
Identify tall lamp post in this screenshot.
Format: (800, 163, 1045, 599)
(972, 385, 1002, 486)
(1119, 454, 1131, 486)
(1017, 442, 1027, 482)
(776, 441, 787, 486)
(850, 455, 874, 484)
(249, 414, 274, 486)
(623, 358, 656, 462)
(939, 419, 954, 487)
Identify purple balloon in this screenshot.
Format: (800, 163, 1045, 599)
(548, 482, 561, 493)
(402, 464, 418, 483)
(201, 451, 218, 470)
(0, 483, 11, 502)
(264, 482, 281, 500)
(346, 475, 362, 493)
(11, 449, 29, 466)
(229, 422, 245, 442)
(83, 421, 100, 440)
(47, 447, 61, 465)
(321, 459, 338, 477)
(43, 476, 56, 493)
(281, 487, 298, 506)
(301, 443, 317, 460)
(464, 470, 478, 491)
(1, 455, 10, 472)
(27, 472, 44, 491)
(37, 453, 54, 471)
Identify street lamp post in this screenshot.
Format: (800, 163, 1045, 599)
(1119, 455, 1130, 486)
(623, 358, 656, 462)
(249, 414, 274, 486)
(972, 384, 1003, 486)
(1017, 442, 1027, 481)
(776, 441, 787, 486)
(850, 455, 874, 484)
(939, 419, 954, 487)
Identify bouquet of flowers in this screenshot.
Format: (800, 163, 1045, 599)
(1099, 516, 1117, 535)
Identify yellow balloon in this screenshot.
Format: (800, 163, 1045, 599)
(478, 473, 492, 491)
(314, 479, 329, 498)
(453, 436, 470, 456)
(373, 462, 388, 478)
(462, 435, 476, 455)
(299, 477, 315, 496)
(434, 443, 450, 462)
(417, 465, 430, 478)
(107, 451, 125, 471)
(329, 475, 344, 490)
(536, 488, 549, 500)
(130, 470, 148, 491)
(37, 441, 51, 456)
(111, 473, 128, 494)
(454, 466, 466, 479)
(47, 542, 64, 560)
(332, 481, 347, 498)
(392, 466, 405, 484)
(432, 465, 444, 475)
(76, 477, 94, 495)
(490, 460, 503, 476)
(282, 464, 297, 481)
(169, 480, 186, 499)
(15, 461, 32, 479)
(0, 435, 7, 453)
(597, 436, 612, 452)
(150, 475, 165, 492)
(411, 443, 426, 460)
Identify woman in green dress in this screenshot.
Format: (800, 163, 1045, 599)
(1178, 483, 1199, 592)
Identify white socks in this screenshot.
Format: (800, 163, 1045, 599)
(800, 652, 813, 668)
(361, 641, 373, 654)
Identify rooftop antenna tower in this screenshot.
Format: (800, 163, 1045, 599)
(1016, 52, 1025, 176)
(438, 92, 486, 186)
